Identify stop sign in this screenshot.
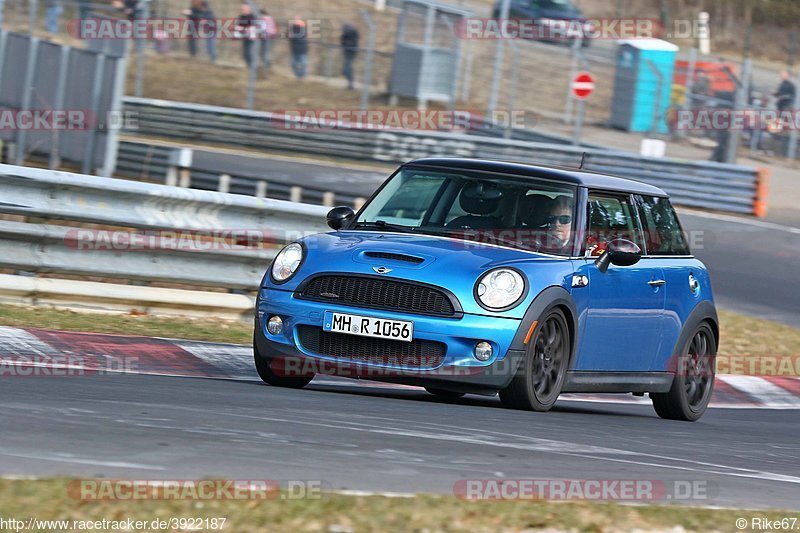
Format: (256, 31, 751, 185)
(571, 72, 595, 100)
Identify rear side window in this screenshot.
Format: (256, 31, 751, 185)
(583, 193, 644, 256)
(636, 196, 691, 256)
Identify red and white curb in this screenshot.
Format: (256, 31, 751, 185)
(1, 326, 799, 409)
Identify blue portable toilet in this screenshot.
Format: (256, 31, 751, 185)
(609, 38, 678, 134)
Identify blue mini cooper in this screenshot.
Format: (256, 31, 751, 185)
(254, 159, 719, 421)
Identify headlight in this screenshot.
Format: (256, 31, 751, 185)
(475, 268, 526, 310)
(271, 243, 304, 282)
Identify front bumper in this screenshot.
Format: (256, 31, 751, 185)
(254, 287, 527, 394)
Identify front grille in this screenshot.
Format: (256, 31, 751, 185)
(297, 326, 446, 368)
(363, 251, 424, 264)
(298, 275, 458, 317)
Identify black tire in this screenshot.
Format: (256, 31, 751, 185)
(425, 387, 465, 399)
(253, 335, 314, 388)
(499, 309, 570, 412)
(651, 323, 716, 422)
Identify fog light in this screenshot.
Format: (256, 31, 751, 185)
(267, 315, 283, 335)
(474, 341, 493, 361)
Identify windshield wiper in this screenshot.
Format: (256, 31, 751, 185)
(351, 220, 417, 233)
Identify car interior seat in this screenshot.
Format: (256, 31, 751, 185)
(519, 194, 554, 228)
(446, 181, 504, 229)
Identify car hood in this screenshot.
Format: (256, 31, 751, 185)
(270, 230, 576, 318)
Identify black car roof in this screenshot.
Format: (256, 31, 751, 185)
(404, 158, 668, 197)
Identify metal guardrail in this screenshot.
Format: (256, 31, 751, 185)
(115, 141, 363, 208)
(0, 164, 328, 289)
(121, 97, 767, 216)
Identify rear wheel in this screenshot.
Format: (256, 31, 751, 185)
(499, 309, 570, 411)
(651, 323, 716, 421)
(425, 387, 465, 399)
(253, 335, 314, 388)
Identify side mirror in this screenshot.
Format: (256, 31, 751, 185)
(595, 239, 642, 273)
(326, 206, 355, 230)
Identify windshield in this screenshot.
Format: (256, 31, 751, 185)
(353, 167, 578, 255)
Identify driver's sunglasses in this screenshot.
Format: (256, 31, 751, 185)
(546, 215, 572, 225)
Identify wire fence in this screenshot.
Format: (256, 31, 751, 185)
(2, 0, 799, 163)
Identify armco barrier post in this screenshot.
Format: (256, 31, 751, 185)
(359, 9, 376, 112)
(488, 0, 510, 117)
(15, 36, 39, 166)
(787, 72, 800, 160)
(168, 148, 193, 188)
(218, 174, 231, 193)
(753, 168, 769, 218)
(564, 37, 582, 125)
(133, 0, 150, 97)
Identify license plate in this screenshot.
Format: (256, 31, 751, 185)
(323, 311, 413, 342)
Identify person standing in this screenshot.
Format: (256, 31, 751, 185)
(235, 3, 258, 68)
(340, 22, 359, 90)
(774, 70, 797, 113)
(121, 0, 139, 21)
(184, 0, 204, 59)
(258, 9, 277, 68)
(45, 0, 64, 34)
(288, 16, 308, 79)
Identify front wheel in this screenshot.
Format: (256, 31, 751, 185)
(253, 335, 314, 388)
(499, 309, 570, 411)
(651, 323, 716, 421)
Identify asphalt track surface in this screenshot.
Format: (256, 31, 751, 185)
(193, 149, 800, 327)
(2, 373, 799, 509)
(2, 153, 798, 511)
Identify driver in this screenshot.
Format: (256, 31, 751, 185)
(543, 196, 574, 254)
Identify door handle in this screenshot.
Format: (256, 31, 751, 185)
(648, 280, 666, 287)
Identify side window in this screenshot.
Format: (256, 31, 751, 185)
(583, 193, 643, 256)
(636, 196, 691, 256)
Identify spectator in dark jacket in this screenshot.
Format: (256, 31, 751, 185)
(121, 0, 139, 21)
(202, 1, 218, 62)
(235, 3, 258, 68)
(185, 0, 201, 56)
(774, 70, 797, 113)
(340, 23, 359, 90)
(288, 16, 308, 79)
